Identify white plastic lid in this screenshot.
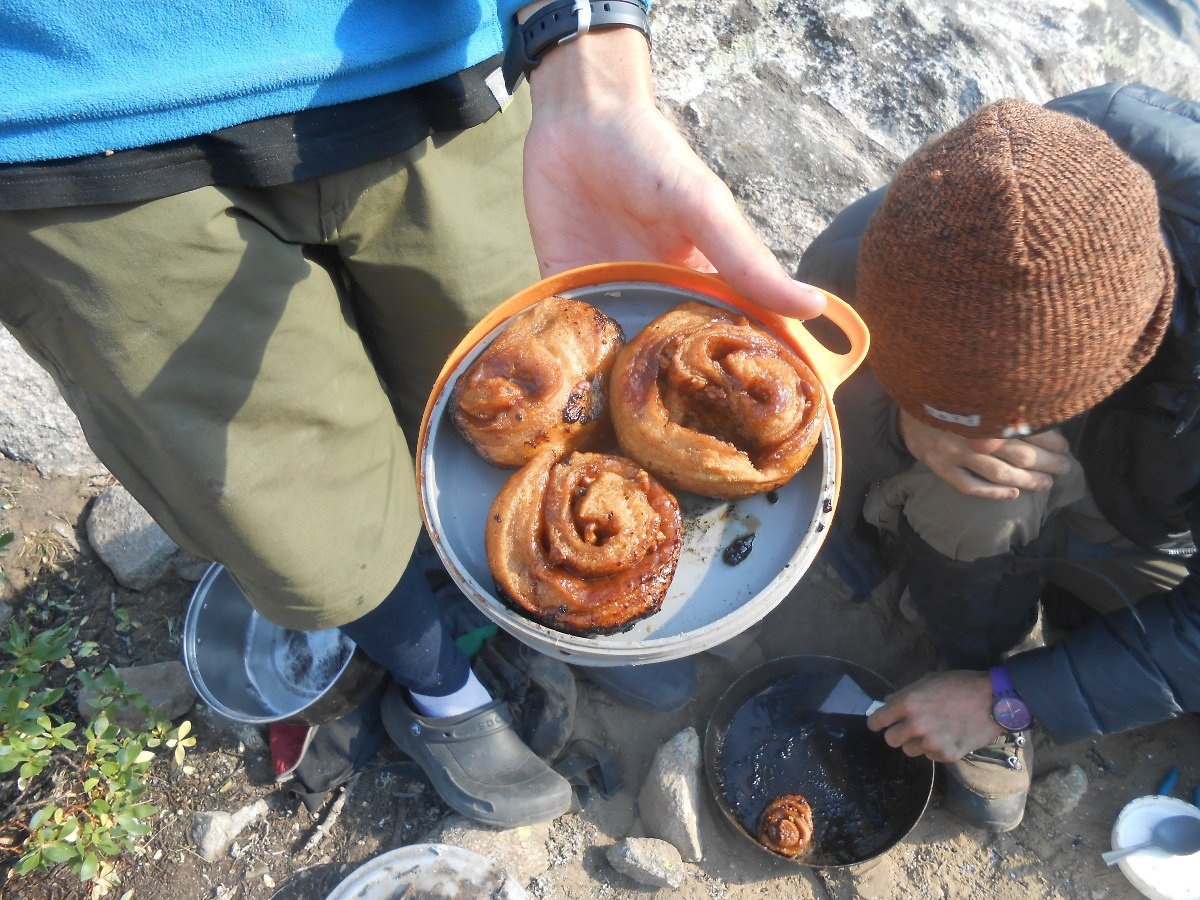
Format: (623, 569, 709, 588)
(1111, 795, 1200, 900)
(324, 843, 529, 899)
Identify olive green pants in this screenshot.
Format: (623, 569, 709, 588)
(0, 92, 538, 630)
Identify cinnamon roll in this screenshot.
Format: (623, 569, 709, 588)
(756, 795, 814, 858)
(486, 450, 682, 635)
(452, 296, 625, 467)
(611, 301, 825, 498)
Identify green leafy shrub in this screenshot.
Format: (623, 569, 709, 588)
(0, 619, 193, 892)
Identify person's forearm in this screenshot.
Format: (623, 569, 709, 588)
(1007, 579, 1200, 741)
(523, 18, 654, 116)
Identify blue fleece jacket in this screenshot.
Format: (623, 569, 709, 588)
(0, 1, 524, 164)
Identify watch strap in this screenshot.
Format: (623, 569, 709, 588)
(988, 664, 1016, 696)
(503, 0, 651, 93)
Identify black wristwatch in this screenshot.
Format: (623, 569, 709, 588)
(502, 0, 651, 93)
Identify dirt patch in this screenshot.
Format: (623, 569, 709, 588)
(2, 453, 1198, 899)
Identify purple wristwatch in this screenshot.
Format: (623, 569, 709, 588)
(988, 665, 1032, 733)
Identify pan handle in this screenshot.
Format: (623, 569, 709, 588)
(770, 289, 870, 393)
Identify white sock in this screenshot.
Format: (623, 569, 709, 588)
(408, 669, 492, 719)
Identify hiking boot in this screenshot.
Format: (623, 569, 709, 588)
(944, 731, 1032, 832)
(584, 657, 698, 712)
(380, 682, 572, 827)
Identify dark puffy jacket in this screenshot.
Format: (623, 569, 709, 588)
(799, 83, 1200, 743)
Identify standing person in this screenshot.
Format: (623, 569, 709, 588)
(798, 84, 1200, 832)
(0, 1, 826, 827)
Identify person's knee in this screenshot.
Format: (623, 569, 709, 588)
(898, 477, 1049, 563)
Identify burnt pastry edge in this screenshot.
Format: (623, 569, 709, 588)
(448, 301, 627, 466)
(491, 579, 657, 637)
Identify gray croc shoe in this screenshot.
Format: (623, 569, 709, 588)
(380, 682, 572, 827)
(944, 731, 1032, 833)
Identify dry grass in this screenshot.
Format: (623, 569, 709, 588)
(18, 528, 73, 569)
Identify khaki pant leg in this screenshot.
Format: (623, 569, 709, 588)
(0, 185, 415, 630)
(330, 90, 539, 433)
(863, 456, 1188, 611)
(864, 459, 1088, 563)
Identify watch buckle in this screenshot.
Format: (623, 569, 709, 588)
(558, 0, 592, 45)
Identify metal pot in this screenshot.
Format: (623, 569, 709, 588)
(182, 564, 385, 725)
(704, 655, 934, 869)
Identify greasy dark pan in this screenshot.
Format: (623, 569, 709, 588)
(704, 655, 934, 868)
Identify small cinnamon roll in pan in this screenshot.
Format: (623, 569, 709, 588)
(486, 450, 682, 636)
(452, 296, 625, 467)
(756, 794, 814, 858)
(612, 301, 825, 499)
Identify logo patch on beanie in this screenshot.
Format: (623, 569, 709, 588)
(923, 404, 981, 428)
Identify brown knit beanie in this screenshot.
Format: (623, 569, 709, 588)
(858, 99, 1174, 438)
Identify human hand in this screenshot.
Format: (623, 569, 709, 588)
(521, 28, 826, 320)
(866, 670, 1001, 763)
(897, 409, 1071, 500)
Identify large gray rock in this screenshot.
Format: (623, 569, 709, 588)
(0, 327, 106, 478)
(637, 727, 704, 862)
(86, 484, 181, 590)
(76, 660, 197, 731)
(422, 815, 552, 885)
(652, 0, 1200, 274)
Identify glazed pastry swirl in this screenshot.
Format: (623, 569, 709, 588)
(452, 296, 625, 467)
(612, 301, 825, 498)
(486, 450, 682, 635)
(756, 795, 814, 858)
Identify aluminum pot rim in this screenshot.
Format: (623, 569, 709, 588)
(182, 563, 381, 725)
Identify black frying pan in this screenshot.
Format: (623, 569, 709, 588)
(704, 655, 934, 868)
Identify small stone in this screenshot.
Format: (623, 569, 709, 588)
(192, 800, 268, 862)
(173, 550, 214, 582)
(77, 660, 196, 730)
(1030, 764, 1088, 817)
(637, 727, 703, 861)
(607, 837, 684, 889)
